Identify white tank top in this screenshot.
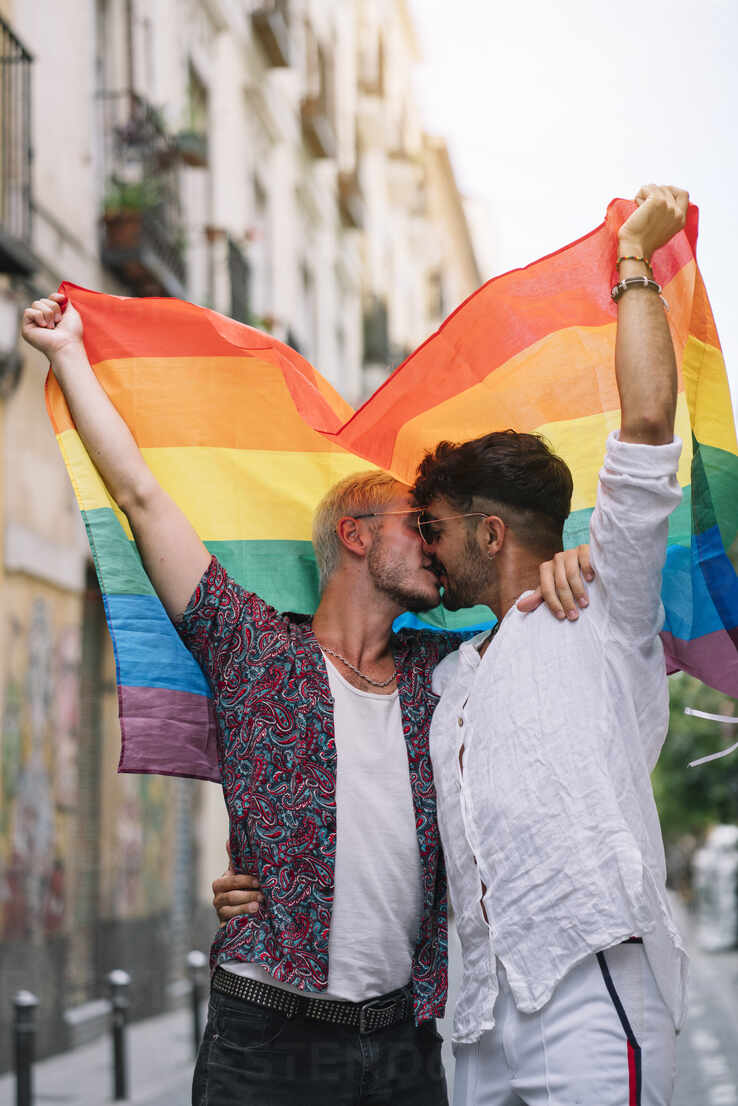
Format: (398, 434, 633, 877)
(224, 657, 425, 1000)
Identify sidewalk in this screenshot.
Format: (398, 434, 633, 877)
(0, 1004, 198, 1106)
(1, 895, 735, 1106)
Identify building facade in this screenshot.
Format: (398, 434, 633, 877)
(0, 0, 481, 1067)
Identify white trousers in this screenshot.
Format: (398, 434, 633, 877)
(453, 944, 676, 1106)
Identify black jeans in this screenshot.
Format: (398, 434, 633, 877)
(193, 988, 449, 1106)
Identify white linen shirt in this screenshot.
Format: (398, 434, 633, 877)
(430, 432, 689, 1046)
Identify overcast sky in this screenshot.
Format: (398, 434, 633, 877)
(408, 0, 738, 415)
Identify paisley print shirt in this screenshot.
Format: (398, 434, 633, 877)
(176, 557, 461, 1023)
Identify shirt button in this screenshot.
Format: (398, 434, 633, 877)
(457, 716, 464, 727)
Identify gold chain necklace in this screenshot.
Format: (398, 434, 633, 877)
(319, 644, 397, 689)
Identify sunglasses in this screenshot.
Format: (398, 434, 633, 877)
(353, 508, 489, 546)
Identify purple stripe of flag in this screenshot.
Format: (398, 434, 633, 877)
(662, 629, 738, 697)
(117, 685, 220, 782)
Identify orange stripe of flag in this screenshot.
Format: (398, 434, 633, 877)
(335, 254, 696, 473)
(47, 355, 353, 452)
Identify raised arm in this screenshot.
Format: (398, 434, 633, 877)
(614, 185, 689, 443)
(22, 292, 211, 619)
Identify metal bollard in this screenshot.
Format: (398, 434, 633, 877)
(186, 951, 208, 1057)
(107, 970, 131, 1101)
(13, 991, 39, 1106)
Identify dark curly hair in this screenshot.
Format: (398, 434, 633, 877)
(412, 430, 573, 556)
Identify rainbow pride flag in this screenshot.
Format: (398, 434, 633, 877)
(46, 199, 738, 782)
(46, 295, 377, 780)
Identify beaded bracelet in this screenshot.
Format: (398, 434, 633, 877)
(617, 254, 653, 274)
(611, 275, 669, 309)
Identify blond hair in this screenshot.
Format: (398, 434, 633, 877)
(312, 471, 403, 590)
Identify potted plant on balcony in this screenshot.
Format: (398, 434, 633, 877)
(172, 128, 208, 168)
(101, 177, 162, 248)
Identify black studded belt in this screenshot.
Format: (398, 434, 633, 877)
(211, 967, 413, 1034)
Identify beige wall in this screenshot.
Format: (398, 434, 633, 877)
(4, 347, 88, 587)
(356, 0, 480, 397)
(423, 136, 482, 321)
(13, 2, 106, 290)
(0, 0, 17, 774)
(1, 0, 483, 963)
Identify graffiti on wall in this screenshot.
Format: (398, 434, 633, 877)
(1, 588, 178, 941)
(0, 598, 81, 940)
(106, 773, 172, 919)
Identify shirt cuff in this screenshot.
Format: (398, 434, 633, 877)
(605, 430, 682, 479)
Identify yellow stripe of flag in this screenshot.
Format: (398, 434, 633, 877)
(58, 430, 377, 541)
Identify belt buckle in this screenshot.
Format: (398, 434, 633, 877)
(358, 995, 399, 1035)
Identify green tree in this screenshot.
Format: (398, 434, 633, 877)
(653, 673, 738, 846)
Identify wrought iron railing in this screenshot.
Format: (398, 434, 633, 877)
(363, 295, 390, 364)
(97, 90, 186, 293)
(0, 15, 34, 271)
(228, 236, 251, 324)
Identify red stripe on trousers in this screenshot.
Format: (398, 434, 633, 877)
(628, 1040, 637, 1105)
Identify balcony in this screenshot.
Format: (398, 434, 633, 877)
(174, 64, 209, 169)
(101, 190, 186, 300)
(0, 16, 36, 276)
(251, 1, 290, 67)
(98, 92, 186, 298)
(387, 132, 422, 165)
(228, 236, 251, 324)
(362, 295, 390, 365)
(337, 169, 364, 230)
(171, 129, 208, 169)
(358, 38, 384, 98)
(300, 95, 336, 159)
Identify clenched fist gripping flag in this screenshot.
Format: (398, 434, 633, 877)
(46, 199, 738, 782)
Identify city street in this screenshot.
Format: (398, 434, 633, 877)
(1, 2, 736, 1104)
(0, 893, 734, 1104)
(0, 1004, 193, 1106)
(667, 897, 738, 1104)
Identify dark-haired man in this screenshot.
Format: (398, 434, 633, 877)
(414, 183, 689, 1105)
